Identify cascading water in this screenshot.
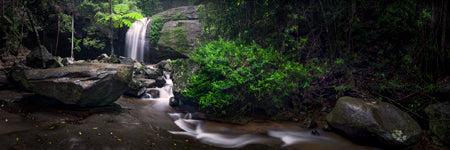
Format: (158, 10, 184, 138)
(141, 71, 377, 149)
(125, 18, 152, 62)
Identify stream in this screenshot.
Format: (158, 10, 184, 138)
(0, 72, 380, 149)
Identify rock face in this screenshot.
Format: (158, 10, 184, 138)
(11, 63, 133, 107)
(144, 6, 202, 63)
(157, 20, 202, 56)
(170, 59, 199, 106)
(26, 46, 61, 68)
(425, 102, 450, 146)
(154, 6, 199, 19)
(326, 97, 421, 147)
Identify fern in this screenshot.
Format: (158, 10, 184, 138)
(113, 4, 129, 15)
(124, 12, 143, 20)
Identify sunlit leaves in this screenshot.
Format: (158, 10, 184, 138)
(113, 4, 129, 15)
(185, 39, 321, 116)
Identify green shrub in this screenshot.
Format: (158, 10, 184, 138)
(184, 39, 318, 116)
(149, 15, 167, 45)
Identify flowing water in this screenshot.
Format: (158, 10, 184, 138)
(125, 18, 152, 62)
(135, 73, 379, 150)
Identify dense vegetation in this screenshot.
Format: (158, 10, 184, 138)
(181, 0, 449, 119)
(185, 39, 324, 116)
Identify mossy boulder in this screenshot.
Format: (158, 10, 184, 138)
(425, 102, 450, 146)
(11, 63, 132, 107)
(170, 59, 199, 106)
(157, 20, 201, 56)
(326, 96, 422, 147)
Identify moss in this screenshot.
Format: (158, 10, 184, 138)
(170, 13, 188, 20)
(173, 26, 189, 54)
(159, 29, 172, 47)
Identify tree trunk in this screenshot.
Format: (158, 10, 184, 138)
(71, 13, 74, 58)
(26, 9, 46, 68)
(109, 0, 114, 57)
(55, 13, 60, 56)
(2, 0, 4, 19)
(441, 0, 448, 76)
(442, 0, 447, 54)
(15, 0, 26, 56)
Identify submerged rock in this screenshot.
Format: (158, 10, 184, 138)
(326, 96, 421, 147)
(11, 63, 133, 107)
(425, 102, 450, 146)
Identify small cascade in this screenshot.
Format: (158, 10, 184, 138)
(125, 18, 152, 62)
(141, 71, 174, 111)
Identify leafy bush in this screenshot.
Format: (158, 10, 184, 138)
(184, 39, 319, 116)
(149, 15, 167, 45)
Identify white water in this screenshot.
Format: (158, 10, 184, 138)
(141, 71, 173, 111)
(125, 18, 152, 62)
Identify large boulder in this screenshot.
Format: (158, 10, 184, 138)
(170, 59, 199, 106)
(157, 20, 202, 56)
(26, 46, 61, 68)
(11, 63, 133, 107)
(425, 102, 450, 146)
(326, 97, 421, 147)
(154, 6, 199, 20)
(144, 6, 202, 64)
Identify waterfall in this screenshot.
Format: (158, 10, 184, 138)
(125, 17, 152, 62)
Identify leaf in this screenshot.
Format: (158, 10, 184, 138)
(124, 12, 143, 20)
(113, 4, 129, 15)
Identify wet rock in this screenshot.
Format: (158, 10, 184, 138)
(126, 78, 147, 97)
(311, 129, 320, 136)
(10, 63, 133, 107)
(144, 67, 163, 79)
(147, 89, 160, 98)
(301, 118, 317, 128)
(125, 76, 165, 97)
(171, 59, 199, 106)
(425, 102, 450, 146)
(119, 56, 134, 65)
(156, 59, 172, 72)
(326, 96, 421, 147)
(133, 62, 143, 70)
(61, 57, 74, 66)
(97, 53, 109, 62)
(26, 46, 61, 68)
(169, 97, 179, 107)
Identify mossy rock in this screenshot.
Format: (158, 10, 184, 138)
(326, 97, 421, 148)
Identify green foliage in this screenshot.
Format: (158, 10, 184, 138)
(149, 15, 167, 45)
(184, 39, 320, 116)
(138, 0, 163, 16)
(82, 37, 105, 49)
(68, 37, 82, 52)
(98, 2, 143, 28)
